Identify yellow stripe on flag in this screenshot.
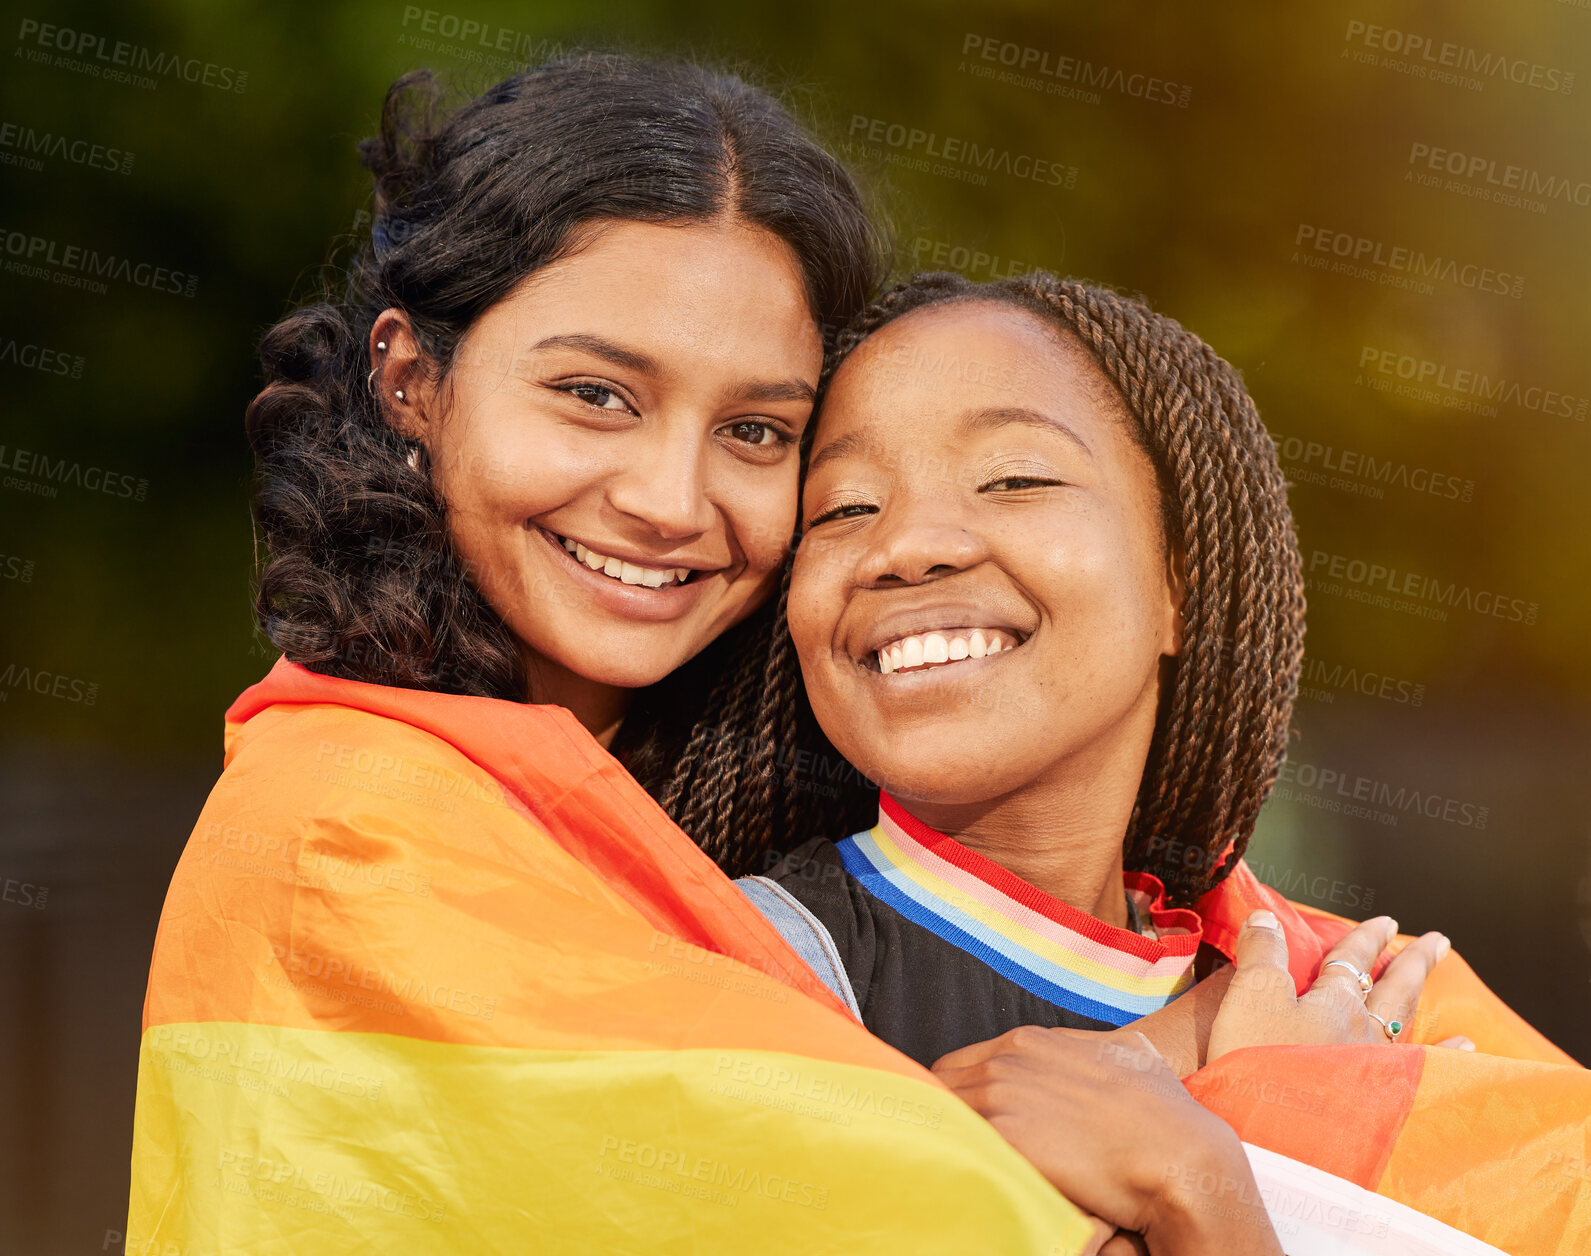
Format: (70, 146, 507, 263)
(130, 1022, 1094, 1256)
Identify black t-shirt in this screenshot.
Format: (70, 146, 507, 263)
(757, 821, 1206, 1070)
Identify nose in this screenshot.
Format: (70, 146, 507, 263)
(854, 496, 988, 587)
(605, 422, 716, 540)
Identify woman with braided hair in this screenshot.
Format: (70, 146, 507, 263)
(744, 269, 1588, 1254)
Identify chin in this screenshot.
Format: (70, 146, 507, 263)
(845, 751, 1015, 810)
(572, 654, 686, 691)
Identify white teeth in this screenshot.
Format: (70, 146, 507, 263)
(555, 534, 691, 588)
(873, 628, 1018, 674)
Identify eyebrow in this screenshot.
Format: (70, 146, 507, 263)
(960, 405, 1094, 457)
(806, 430, 868, 475)
(728, 376, 818, 405)
(531, 333, 659, 374)
(806, 404, 1093, 476)
(532, 334, 816, 406)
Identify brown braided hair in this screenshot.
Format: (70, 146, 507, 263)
(614, 553, 881, 874)
(730, 270, 1305, 905)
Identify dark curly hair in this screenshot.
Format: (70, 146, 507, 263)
(245, 54, 888, 871)
(750, 271, 1307, 904)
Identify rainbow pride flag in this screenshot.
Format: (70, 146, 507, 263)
(1183, 892, 1591, 1255)
(127, 658, 1590, 1253)
(126, 659, 1095, 1253)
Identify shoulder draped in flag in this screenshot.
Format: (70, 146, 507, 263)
(1189, 859, 1589, 1255)
(128, 658, 1095, 1254)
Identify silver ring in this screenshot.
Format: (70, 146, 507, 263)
(1323, 959, 1373, 997)
(366, 368, 378, 395)
(1366, 1011, 1403, 1042)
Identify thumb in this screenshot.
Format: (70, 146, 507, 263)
(1231, 909, 1290, 978)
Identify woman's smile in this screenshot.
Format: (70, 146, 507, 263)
(846, 599, 1034, 676)
(532, 523, 720, 623)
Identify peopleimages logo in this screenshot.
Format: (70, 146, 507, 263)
(1357, 346, 1588, 421)
(0, 228, 197, 297)
(1277, 760, 1489, 829)
(1297, 655, 1426, 707)
(14, 18, 248, 93)
(0, 334, 85, 378)
(1407, 141, 1591, 213)
(1293, 225, 1524, 298)
(847, 115, 1078, 188)
(910, 235, 1043, 282)
(0, 662, 99, 705)
(1270, 432, 1474, 503)
(959, 34, 1192, 107)
(0, 444, 148, 501)
(0, 120, 134, 175)
(1307, 550, 1538, 624)
(1342, 19, 1574, 95)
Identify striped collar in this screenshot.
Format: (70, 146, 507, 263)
(836, 792, 1204, 1027)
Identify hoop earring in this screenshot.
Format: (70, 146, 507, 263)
(405, 444, 423, 472)
(366, 369, 378, 395)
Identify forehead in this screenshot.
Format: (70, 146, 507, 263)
(479, 218, 821, 356)
(814, 299, 1126, 451)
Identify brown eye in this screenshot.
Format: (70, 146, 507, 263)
(726, 420, 783, 446)
(805, 502, 875, 527)
(982, 476, 1064, 492)
(564, 383, 631, 411)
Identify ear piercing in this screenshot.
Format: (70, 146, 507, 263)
(364, 373, 405, 402)
(368, 339, 402, 399)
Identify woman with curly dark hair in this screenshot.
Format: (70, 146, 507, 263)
(124, 54, 1246, 1256)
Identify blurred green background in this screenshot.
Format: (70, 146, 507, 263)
(2, 0, 1588, 1250)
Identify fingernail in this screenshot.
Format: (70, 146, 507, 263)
(1386, 918, 1399, 935)
(1436, 935, 1451, 961)
(1247, 909, 1278, 929)
(1458, 1038, 1476, 1052)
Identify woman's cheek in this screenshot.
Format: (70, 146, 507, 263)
(735, 479, 800, 576)
(786, 545, 833, 654)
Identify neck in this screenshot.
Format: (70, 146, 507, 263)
(523, 654, 632, 749)
(906, 790, 1132, 928)
(897, 716, 1154, 931)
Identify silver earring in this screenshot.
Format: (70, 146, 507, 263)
(405, 446, 422, 471)
(376, 340, 387, 351)
(366, 369, 377, 394)
(395, 388, 406, 401)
